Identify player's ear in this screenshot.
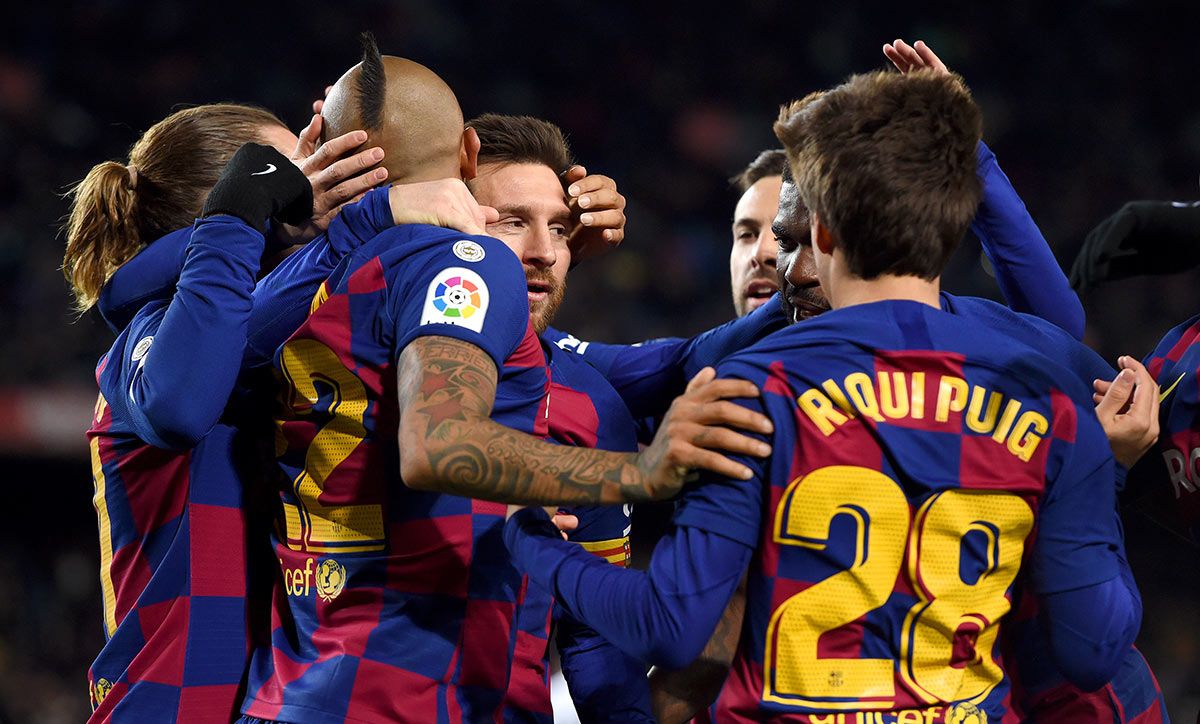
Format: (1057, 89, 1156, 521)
(460, 127, 481, 181)
(811, 212, 835, 255)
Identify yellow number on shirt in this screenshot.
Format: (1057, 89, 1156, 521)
(764, 465, 1032, 710)
(765, 466, 909, 709)
(278, 338, 385, 553)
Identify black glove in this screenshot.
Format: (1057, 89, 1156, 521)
(1070, 200, 1200, 292)
(202, 143, 313, 234)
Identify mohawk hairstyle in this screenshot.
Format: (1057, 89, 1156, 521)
(730, 149, 788, 193)
(356, 31, 386, 130)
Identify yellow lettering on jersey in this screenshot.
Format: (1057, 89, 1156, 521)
(935, 376, 968, 422)
(282, 557, 315, 597)
(796, 373, 1048, 462)
(964, 386, 1003, 434)
(1008, 411, 1048, 462)
(877, 372, 910, 419)
(896, 710, 923, 724)
(799, 388, 850, 436)
(911, 372, 926, 419)
(845, 372, 885, 422)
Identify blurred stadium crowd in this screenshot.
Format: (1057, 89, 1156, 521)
(2, 1, 1199, 721)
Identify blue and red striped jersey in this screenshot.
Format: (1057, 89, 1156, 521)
(241, 224, 549, 724)
(1139, 314, 1200, 540)
(675, 299, 1122, 723)
(502, 339, 647, 723)
(85, 217, 274, 723)
(85, 192, 400, 723)
(1003, 591, 1167, 723)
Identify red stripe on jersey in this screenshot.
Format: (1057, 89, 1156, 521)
(459, 598, 518, 690)
(385, 515, 474, 597)
(189, 503, 247, 597)
(128, 597, 189, 686)
(546, 381, 600, 448)
(1049, 388, 1078, 443)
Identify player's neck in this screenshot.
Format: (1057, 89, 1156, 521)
(829, 273, 941, 311)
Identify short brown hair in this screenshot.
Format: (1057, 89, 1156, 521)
(63, 103, 285, 311)
(730, 149, 788, 193)
(467, 113, 572, 176)
(774, 70, 982, 280)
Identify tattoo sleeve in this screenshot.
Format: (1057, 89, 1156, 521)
(648, 576, 747, 723)
(396, 335, 651, 504)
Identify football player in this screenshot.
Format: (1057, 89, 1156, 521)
(505, 69, 1143, 724)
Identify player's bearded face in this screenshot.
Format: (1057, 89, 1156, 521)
(471, 161, 573, 333)
(526, 264, 566, 333)
(730, 176, 783, 317)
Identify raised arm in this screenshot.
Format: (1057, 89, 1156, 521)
(396, 337, 773, 504)
(122, 144, 310, 448)
(885, 38, 1084, 338)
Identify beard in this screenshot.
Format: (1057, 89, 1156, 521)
(528, 266, 566, 334)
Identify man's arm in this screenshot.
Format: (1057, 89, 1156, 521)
(971, 141, 1085, 339)
(884, 38, 1084, 338)
(502, 388, 767, 664)
(396, 338, 773, 504)
(544, 297, 787, 420)
(648, 577, 745, 723)
(505, 510, 754, 668)
(122, 144, 311, 448)
(1030, 400, 1142, 689)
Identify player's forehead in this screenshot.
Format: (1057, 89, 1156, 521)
(733, 175, 782, 228)
(474, 161, 569, 219)
(774, 180, 806, 229)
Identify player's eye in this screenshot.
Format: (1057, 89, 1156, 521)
(776, 234, 796, 253)
(550, 224, 568, 238)
(735, 230, 756, 243)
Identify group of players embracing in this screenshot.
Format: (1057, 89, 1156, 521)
(63, 31, 1193, 724)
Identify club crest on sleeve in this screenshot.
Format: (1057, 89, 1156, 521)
(131, 335, 154, 362)
(452, 239, 486, 263)
(421, 266, 489, 333)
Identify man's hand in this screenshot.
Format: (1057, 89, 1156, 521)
(389, 179, 500, 236)
(564, 165, 626, 265)
(883, 39, 950, 75)
(634, 367, 773, 500)
(285, 116, 389, 242)
(1092, 356, 1161, 468)
(505, 505, 579, 540)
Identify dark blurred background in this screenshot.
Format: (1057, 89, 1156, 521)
(3, 1, 1199, 721)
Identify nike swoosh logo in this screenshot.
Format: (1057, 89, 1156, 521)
(251, 163, 277, 176)
(1160, 373, 1186, 403)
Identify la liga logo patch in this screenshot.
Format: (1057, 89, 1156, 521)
(421, 267, 490, 333)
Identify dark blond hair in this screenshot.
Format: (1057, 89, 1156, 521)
(774, 70, 982, 280)
(63, 103, 285, 311)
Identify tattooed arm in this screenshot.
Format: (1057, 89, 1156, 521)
(396, 336, 773, 505)
(648, 578, 746, 723)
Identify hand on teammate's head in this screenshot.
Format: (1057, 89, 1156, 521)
(388, 178, 499, 236)
(280, 118, 389, 244)
(1093, 356, 1161, 468)
(563, 164, 627, 266)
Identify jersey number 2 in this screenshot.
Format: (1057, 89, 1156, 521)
(278, 338, 386, 553)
